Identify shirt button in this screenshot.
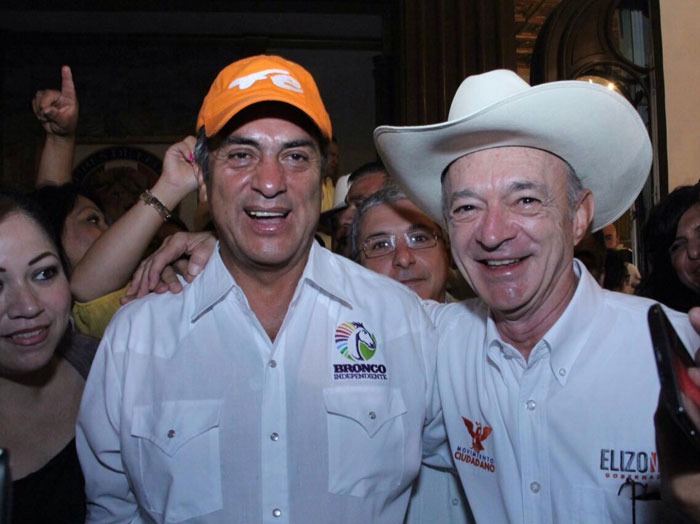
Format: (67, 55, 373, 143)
(526, 400, 536, 411)
(451, 498, 459, 506)
(167, 429, 175, 438)
(269, 360, 277, 368)
(558, 368, 566, 377)
(369, 411, 376, 420)
(272, 508, 282, 518)
(530, 481, 541, 493)
(270, 432, 279, 441)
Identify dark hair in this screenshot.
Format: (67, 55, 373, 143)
(348, 161, 388, 184)
(0, 186, 69, 275)
(574, 229, 607, 283)
(30, 183, 102, 239)
(603, 249, 627, 291)
(29, 183, 103, 274)
(637, 183, 700, 311)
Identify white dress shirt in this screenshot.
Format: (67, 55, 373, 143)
(77, 242, 444, 524)
(430, 261, 700, 524)
(405, 298, 474, 524)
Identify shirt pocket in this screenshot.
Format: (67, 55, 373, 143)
(323, 385, 407, 497)
(131, 400, 223, 522)
(574, 484, 671, 524)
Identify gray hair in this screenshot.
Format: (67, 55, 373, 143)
(441, 155, 584, 220)
(564, 163, 583, 218)
(194, 127, 211, 182)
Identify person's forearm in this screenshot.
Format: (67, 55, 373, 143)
(36, 134, 75, 187)
(70, 181, 191, 302)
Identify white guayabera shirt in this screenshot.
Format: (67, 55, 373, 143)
(429, 260, 699, 524)
(77, 242, 447, 524)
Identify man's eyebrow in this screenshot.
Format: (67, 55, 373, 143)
(449, 188, 477, 202)
(363, 230, 391, 241)
(222, 136, 259, 147)
(221, 137, 316, 150)
(407, 223, 434, 231)
(507, 180, 546, 192)
(28, 252, 57, 266)
(282, 139, 316, 150)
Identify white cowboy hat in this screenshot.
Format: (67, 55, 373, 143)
(373, 69, 651, 231)
(322, 173, 351, 216)
(318, 174, 351, 233)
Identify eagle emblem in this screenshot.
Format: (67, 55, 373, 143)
(462, 417, 492, 453)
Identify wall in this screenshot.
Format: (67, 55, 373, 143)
(0, 9, 382, 192)
(660, 0, 700, 190)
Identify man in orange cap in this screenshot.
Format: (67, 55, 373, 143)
(77, 55, 445, 523)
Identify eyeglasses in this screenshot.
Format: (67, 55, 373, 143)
(361, 231, 440, 259)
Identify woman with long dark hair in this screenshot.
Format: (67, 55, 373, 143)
(637, 183, 700, 312)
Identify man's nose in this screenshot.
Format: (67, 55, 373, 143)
(251, 158, 286, 198)
(476, 206, 516, 250)
(392, 238, 416, 268)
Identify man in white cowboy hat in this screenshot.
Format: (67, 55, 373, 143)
(375, 69, 700, 523)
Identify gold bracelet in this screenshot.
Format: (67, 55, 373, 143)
(139, 189, 172, 221)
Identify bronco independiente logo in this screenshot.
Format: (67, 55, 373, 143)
(333, 321, 386, 380)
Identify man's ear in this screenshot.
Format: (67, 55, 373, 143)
(573, 189, 594, 245)
(196, 164, 208, 203)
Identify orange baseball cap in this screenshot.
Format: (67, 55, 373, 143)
(196, 54, 332, 140)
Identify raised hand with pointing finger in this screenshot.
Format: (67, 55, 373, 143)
(33, 65, 79, 186)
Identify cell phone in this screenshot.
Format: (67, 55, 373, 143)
(648, 304, 700, 452)
(0, 448, 11, 524)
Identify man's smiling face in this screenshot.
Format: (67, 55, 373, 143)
(202, 107, 322, 275)
(443, 146, 584, 318)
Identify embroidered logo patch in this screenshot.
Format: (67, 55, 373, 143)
(453, 417, 496, 473)
(332, 321, 386, 380)
(335, 321, 377, 362)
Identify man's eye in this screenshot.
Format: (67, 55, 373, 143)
(369, 239, 391, 250)
(408, 232, 431, 244)
(227, 151, 250, 160)
(35, 266, 59, 281)
(452, 204, 474, 215)
(518, 196, 540, 205)
(86, 214, 101, 225)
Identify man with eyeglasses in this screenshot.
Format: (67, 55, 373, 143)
(350, 185, 472, 523)
(352, 186, 451, 304)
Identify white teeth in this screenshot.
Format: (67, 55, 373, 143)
(485, 259, 519, 267)
(12, 329, 43, 339)
(248, 211, 285, 218)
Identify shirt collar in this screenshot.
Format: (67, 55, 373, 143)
(191, 243, 237, 322)
(483, 259, 601, 385)
(191, 241, 353, 322)
(299, 242, 354, 309)
(543, 259, 602, 385)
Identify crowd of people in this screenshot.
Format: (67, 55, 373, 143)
(1, 53, 700, 524)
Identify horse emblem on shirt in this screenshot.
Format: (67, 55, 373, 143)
(463, 417, 492, 452)
(335, 321, 377, 362)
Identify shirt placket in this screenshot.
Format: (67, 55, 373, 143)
(517, 343, 553, 524)
(260, 327, 290, 523)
